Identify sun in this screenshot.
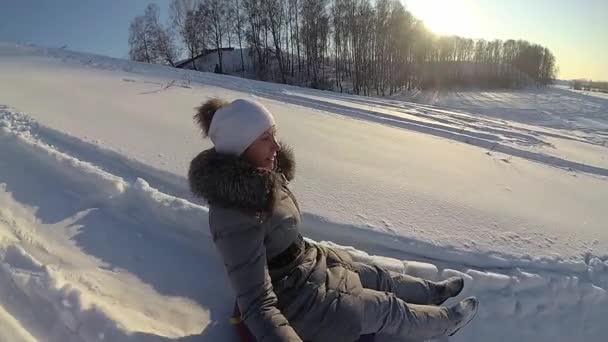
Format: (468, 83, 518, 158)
(404, 0, 481, 37)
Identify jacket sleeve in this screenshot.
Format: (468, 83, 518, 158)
(209, 207, 303, 342)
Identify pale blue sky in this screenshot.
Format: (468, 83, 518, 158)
(0, 0, 168, 59)
(405, 0, 608, 80)
(0, 0, 606, 80)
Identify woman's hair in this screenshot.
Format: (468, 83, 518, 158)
(194, 98, 227, 137)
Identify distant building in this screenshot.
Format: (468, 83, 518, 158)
(175, 48, 254, 74)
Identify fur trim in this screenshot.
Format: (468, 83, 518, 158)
(188, 143, 296, 213)
(275, 144, 295, 182)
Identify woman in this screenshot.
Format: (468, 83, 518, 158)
(188, 98, 478, 342)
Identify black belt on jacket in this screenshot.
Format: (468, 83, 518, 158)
(267, 234, 305, 270)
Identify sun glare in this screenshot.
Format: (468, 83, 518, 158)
(405, 0, 481, 37)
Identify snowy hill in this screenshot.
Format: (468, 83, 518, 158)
(0, 42, 607, 341)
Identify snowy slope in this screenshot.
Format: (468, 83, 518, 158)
(0, 43, 607, 341)
(398, 86, 608, 132)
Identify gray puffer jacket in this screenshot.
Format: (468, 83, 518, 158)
(188, 145, 364, 342)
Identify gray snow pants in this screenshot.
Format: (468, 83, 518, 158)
(354, 262, 454, 340)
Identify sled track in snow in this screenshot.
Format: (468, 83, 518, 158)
(1, 106, 608, 341)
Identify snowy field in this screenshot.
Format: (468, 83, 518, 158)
(0, 43, 607, 341)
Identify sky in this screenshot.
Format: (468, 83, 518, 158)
(0, 0, 168, 59)
(405, 0, 608, 81)
(0, 0, 606, 80)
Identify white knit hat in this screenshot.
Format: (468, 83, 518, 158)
(208, 99, 276, 156)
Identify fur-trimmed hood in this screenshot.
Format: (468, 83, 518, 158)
(188, 144, 296, 213)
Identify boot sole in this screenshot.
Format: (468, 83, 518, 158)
(448, 300, 478, 336)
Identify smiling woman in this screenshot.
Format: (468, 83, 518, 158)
(405, 0, 481, 37)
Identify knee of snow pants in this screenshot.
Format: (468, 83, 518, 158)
(354, 262, 437, 305)
(358, 288, 453, 340)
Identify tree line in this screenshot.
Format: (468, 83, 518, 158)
(572, 80, 608, 93)
(128, 0, 558, 94)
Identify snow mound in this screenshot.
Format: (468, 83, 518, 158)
(324, 241, 608, 341)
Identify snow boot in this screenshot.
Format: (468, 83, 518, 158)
(446, 297, 479, 336)
(433, 276, 464, 305)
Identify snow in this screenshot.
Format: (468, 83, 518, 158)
(0, 42, 607, 341)
(404, 261, 439, 280)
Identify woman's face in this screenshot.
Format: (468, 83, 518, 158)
(244, 127, 280, 170)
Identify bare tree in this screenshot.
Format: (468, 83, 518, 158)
(170, 0, 199, 28)
(170, 0, 205, 70)
(144, 4, 178, 66)
(263, 0, 288, 83)
(154, 26, 179, 66)
(540, 47, 556, 85)
(386, 1, 413, 93)
(330, 0, 344, 91)
(301, 0, 329, 87)
(181, 6, 208, 70)
(291, 0, 302, 74)
(200, 0, 227, 73)
(243, 0, 267, 77)
(374, 0, 390, 95)
(230, 0, 247, 74)
(129, 4, 177, 66)
(129, 16, 153, 63)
